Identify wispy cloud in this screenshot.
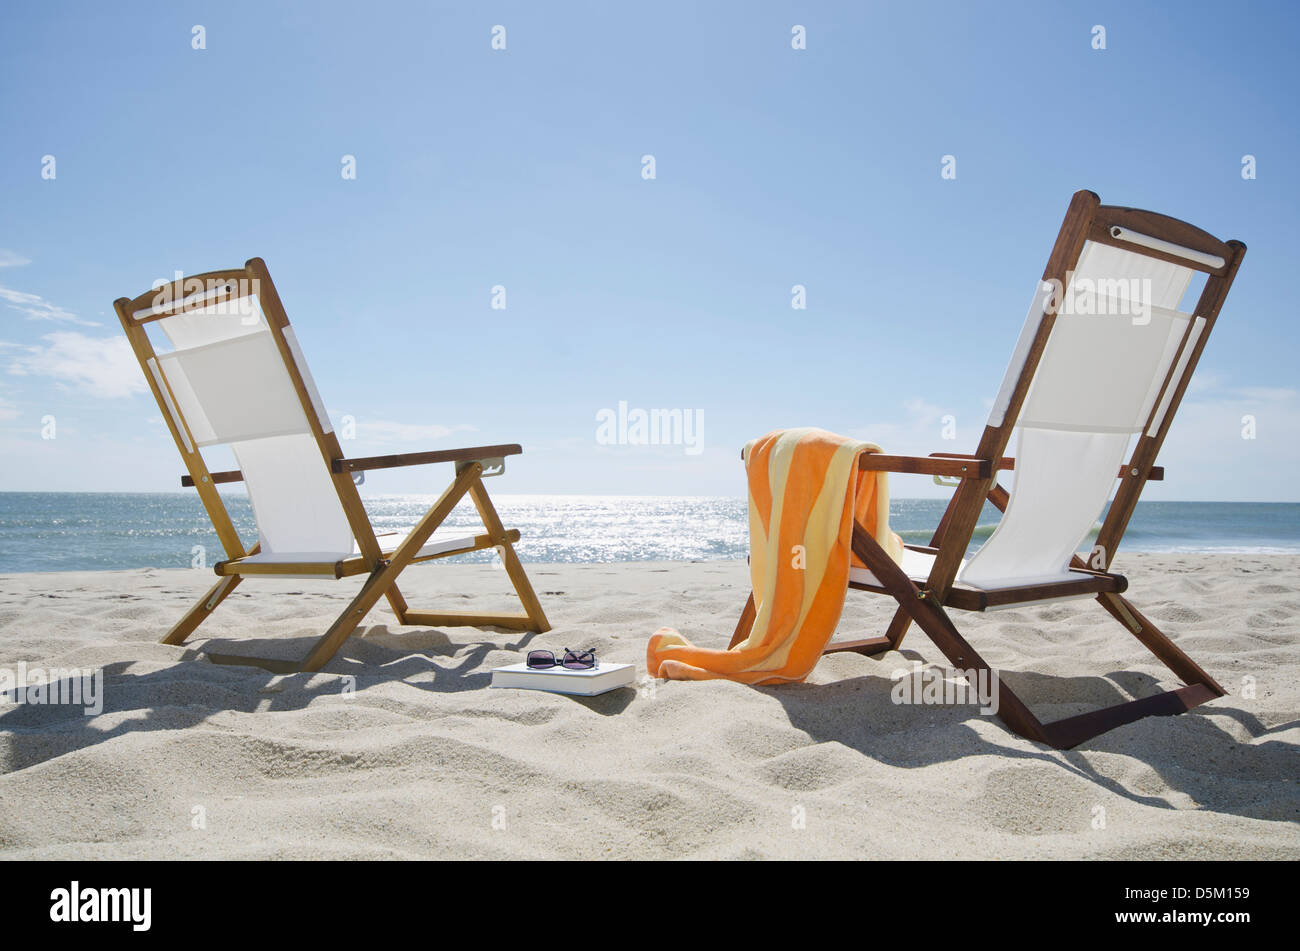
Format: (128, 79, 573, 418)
(0, 254, 98, 326)
(1155, 376, 1300, 500)
(0, 286, 99, 327)
(1235, 386, 1298, 403)
(848, 396, 957, 451)
(1180, 375, 1298, 408)
(1185, 371, 1224, 395)
(348, 418, 477, 444)
(5, 332, 146, 399)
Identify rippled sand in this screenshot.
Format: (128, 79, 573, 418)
(0, 554, 1296, 859)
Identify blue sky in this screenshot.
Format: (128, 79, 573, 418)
(1, 0, 1297, 500)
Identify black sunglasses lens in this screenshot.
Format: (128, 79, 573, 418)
(563, 650, 595, 669)
(527, 651, 555, 668)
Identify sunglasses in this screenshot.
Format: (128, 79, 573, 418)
(526, 648, 597, 670)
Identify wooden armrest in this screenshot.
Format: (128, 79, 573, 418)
(331, 443, 523, 474)
(929, 452, 1015, 471)
(735, 449, 1163, 483)
(928, 453, 1163, 481)
(182, 443, 524, 486)
(858, 455, 993, 479)
(738, 447, 990, 479)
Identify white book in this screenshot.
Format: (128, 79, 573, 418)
(490, 661, 636, 697)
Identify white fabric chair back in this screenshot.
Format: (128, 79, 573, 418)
(147, 295, 354, 559)
(960, 242, 1200, 589)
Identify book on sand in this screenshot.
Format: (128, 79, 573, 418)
(490, 662, 636, 697)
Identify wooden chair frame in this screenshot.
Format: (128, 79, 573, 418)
(728, 191, 1246, 748)
(114, 258, 550, 673)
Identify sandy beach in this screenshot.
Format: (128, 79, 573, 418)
(0, 553, 1296, 860)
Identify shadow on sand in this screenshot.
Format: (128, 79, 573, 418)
(2, 634, 1295, 823)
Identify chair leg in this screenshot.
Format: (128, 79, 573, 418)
(1096, 592, 1226, 696)
(384, 582, 410, 624)
(883, 607, 912, 649)
(178, 463, 554, 672)
(909, 585, 1220, 746)
(161, 573, 244, 646)
(299, 463, 482, 672)
(393, 474, 550, 633)
(893, 582, 1224, 748)
(823, 605, 911, 656)
(843, 525, 1226, 747)
(1038, 683, 1220, 749)
(737, 585, 907, 658)
(846, 523, 1046, 743)
(497, 538, 551, 632)
(897, 591, 1051, 745)
(727, 592, 757, 649)
(300, 567, 394, 672)
(467, 478, 550, 632)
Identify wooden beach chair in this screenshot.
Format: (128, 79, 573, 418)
(114, 258, 550, 672)
(729, 190, 1246, 748)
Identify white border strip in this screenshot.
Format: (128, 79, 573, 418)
(132, 280, 244, 320)
(284, 327, 334, 434)
(1109, 226, 1225, 270)
(1147, 316, 1206, 436)
(147, 357, 194, 454)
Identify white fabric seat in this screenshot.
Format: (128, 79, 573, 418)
(236, 529, 481, 565)
(849, 547, 965, 588)
(849, 547, 1102, 615)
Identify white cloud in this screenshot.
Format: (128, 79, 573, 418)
(847, 396, 960, 451)
(5, 332, 146, 399)
(352, 419, 476, 443)
(0, 253, 96, 325)
(0, 396, 18, 421)
(1236, 386, 1298, 403)
(1185, 371, 1223, 395)
(0, 285, 99, 326)
(1156, 385, 1300, 501)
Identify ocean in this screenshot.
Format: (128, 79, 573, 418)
(0, 493, 1297, 574)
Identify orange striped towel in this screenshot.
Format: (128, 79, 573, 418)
(646, 428, 903, 684)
